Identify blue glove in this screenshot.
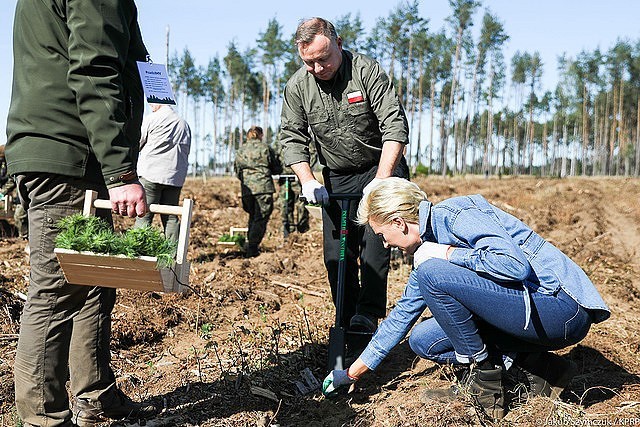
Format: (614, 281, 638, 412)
(322, 369, 357, 396)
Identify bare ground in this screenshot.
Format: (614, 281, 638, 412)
(1, 175, 639, 426)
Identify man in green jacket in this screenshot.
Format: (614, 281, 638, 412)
(5, 0, 156, 425)
(279, 18, 410, 352)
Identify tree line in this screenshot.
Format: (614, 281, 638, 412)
(167, 0, 640, 178)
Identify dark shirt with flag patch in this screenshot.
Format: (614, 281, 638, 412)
(280, 50, 409, 172)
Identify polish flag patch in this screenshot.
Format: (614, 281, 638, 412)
(347, 91, 364, 103)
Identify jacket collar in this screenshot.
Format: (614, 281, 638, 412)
(418, 200, 435, 242)
(315, 49, 351, 88)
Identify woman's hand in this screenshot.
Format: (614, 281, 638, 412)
(413, 242, 451, 268)
(322, 369, 357, 396)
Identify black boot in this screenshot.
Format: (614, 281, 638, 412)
(468, 365, 505, 420)
(423, 363, 505, 421)
(244, 243, 260, 258)
(505, 352, 578, 401)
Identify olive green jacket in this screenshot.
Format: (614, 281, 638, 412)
(279, 50, 409, 172)
(5, 0, 148, 188)
(234, 138, 283, 196)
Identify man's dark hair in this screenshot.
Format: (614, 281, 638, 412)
(295, 17, 338, 46)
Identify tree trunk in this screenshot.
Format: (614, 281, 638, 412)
(192, 97, 199, 178)
(581, 84, 588, 176)
(439, 94, 447, 175)
(527, 98, 534, 175)
(212, 97, 218, 175)
(512, 116, 518, 175)
(550, 116, 558, 176)
(486, 66, 495, 174)
(542, 118, 548, 176)
(226, 87, 235, 174)
(570, 125, 577, 176)
(429, 79, 436, 172)
(502, 125, 508, 174)
(201, 97, 207, 181)
(592, 98, 600, 175)
(481, 112, 489, 174)
(262, 65, 269, 136)
(406, 38, 414, 169)
(442, 26, 464, 177)
(636, 97, 640, 177)
(603, 91, 611, 175)
(464, 54, 481, 174)
(561, 124, 568, 178)
(618, 81, 626, 175)
(610, 84, 618, 175)
(415, 55, 425, 167)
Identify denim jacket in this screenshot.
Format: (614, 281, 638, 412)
(359, 195, 610, 370)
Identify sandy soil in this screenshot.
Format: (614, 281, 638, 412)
(1, 175, 639, 426)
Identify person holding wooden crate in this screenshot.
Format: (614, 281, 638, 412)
(234, 126, 283, 257)
(4, 0, 158, 425)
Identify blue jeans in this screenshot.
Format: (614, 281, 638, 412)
(408, 259, 592, 364)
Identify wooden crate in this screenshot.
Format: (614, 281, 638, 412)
(305, 205, 322, 220)
(54, 190, 193, 293)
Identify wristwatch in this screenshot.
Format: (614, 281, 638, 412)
(108, 170, 138, 185)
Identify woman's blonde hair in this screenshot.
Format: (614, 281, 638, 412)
(357, 178, 427, 226)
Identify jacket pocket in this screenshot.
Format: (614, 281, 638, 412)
(347, 102, 376, 139)
(307, 109, 336, 149)
(37, 205, 80, 274)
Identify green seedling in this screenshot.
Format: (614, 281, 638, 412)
(200, 322, 214, 339)
(218, 233, 246, 247)
(55, 214, 177, 268)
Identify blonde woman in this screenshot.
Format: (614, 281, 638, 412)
(322, 178, 609, 420)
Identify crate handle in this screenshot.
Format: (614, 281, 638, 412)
(82, 190, 193, 268)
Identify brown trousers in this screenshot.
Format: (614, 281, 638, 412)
(14, 173, 118, 426)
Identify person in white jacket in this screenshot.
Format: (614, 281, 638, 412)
(135, 104, 191, 241)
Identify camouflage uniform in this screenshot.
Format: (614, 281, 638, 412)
(234, 138, 282, 255)
(275, 142, 309, 236)
(0, 176, 29, 239)
(0, 152, 27, 239)
(0, 150, 7, 188)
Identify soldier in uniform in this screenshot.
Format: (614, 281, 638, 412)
(276, 140, 309, 236)
(280, 17, 410, 345)
(0, 145, 7, 187)
(0, 175, 29, 241)
(234, 126, 282, 257)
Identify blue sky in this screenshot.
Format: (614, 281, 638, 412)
(1, 0, 640, 143)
